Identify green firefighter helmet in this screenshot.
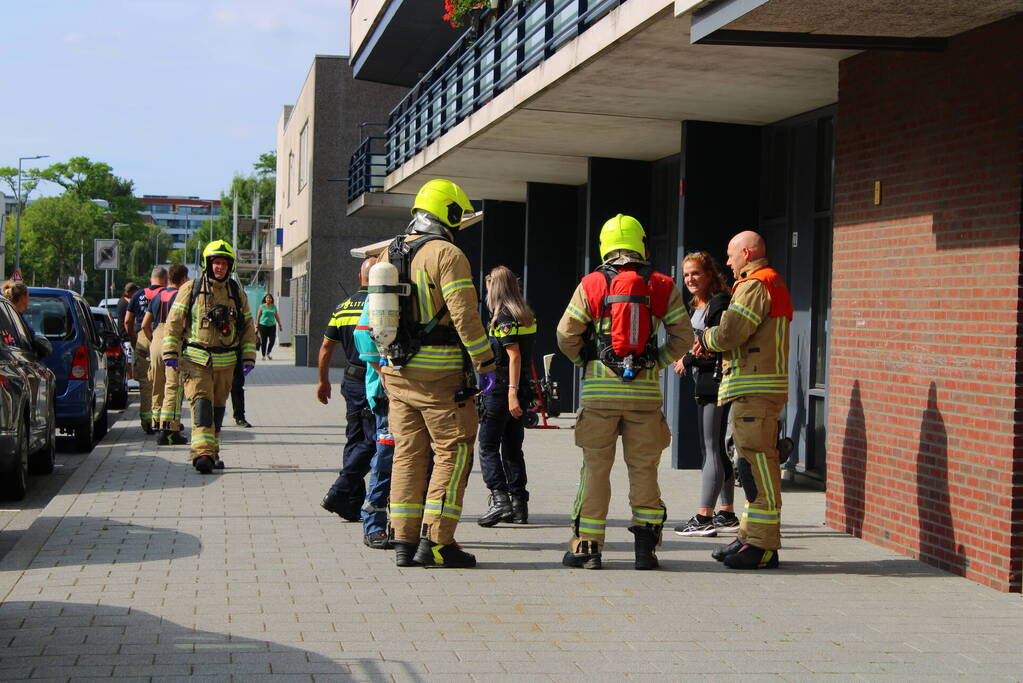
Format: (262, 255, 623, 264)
(203, 240, 236, 280)
(598, 214, 646, 260)
(412, 179, 473, 229)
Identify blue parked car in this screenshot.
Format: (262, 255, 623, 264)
(24, 288, 113, 452)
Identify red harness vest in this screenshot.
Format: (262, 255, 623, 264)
(735, 266, 793, 320)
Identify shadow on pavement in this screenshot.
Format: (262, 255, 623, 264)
(23, 519, 201, 569)
(0, 601, 422, 679)
(76, 451, 222, 495)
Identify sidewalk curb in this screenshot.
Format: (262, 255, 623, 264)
(0, 403, 138, 601)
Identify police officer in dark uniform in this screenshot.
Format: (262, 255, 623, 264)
(316, 258, 377, 521)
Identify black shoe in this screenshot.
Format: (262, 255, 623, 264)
(509, 494, 529, 524)
(193, 455, 214, 474)
(320, 494, 361, 522)
(674, 514, 717, 537)
(142, 423, 155, 435)
(712, 510, 741, 533)
(562, 540, 601, 569)
(711, 538, 744, 562)
(213, 458, 225, 470)
(393, 541, 422, 567)
(629, 525, 661, 570)
(723, 544, 779, 570)
(235, 419, 252, 428)
(413, 537, 476, 568)
(363, 531, 393, 550)
(477, 491, 512, 527)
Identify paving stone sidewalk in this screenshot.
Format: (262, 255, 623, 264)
(1, 348, 1022, 681)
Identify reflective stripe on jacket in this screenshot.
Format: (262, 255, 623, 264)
(703, 258, 792, 404)
(379, 234, 494, 379)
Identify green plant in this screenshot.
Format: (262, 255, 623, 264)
(443, 0, 485, 28)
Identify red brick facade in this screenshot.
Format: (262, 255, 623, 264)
(827, 16, 1023, 592)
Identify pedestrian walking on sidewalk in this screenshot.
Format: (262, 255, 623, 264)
(317, 258, 376, 522)
(556, 214, 692, 570)
(476, 265, 536, 528)
(671, 251, 738, 537)
(125, 267, 167, 434)
(376, 179, 496, 569)
(702, 231, 792, 570)
(256, 294, 281, 360)
(140, 263, 189, 446)
(162, 241, 257, 474)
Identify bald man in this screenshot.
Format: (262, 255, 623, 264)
(698, 231, 793, 569)
(318, 257, 379, 522)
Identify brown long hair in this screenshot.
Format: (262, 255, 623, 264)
(681, 251, 728, 310)
(485, 266, 534, 326)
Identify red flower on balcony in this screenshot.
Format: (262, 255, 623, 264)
(443, 0, 485, 28)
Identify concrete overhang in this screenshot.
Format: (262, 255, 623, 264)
(688, 0, 1023, 41)
(346, 189, 414, 219)
(382, 0, 856, 202)
(351, 0, 471, 87)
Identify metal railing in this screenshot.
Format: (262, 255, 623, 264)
(385, 0, 630, 174)
(347, 135, 388, 203)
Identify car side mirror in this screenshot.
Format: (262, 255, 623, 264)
(33, 335, 52, 360)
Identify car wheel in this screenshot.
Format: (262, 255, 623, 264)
(29, 402, 56, 475)
(94, 403, 109, 440)
(74, 405, 95, 453)
(1, 419, 29, 501)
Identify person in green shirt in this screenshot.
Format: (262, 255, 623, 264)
(256, 294, 282, 360)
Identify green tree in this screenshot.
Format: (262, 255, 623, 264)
(19, 196, 106, 290)
(0, 166, 42, 212)
(254, 151, 276, 178)
(38, 156, 144, 226)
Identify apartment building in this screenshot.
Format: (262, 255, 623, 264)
(139, 195, 221, 250)
(345, 0, 1023, 591)
(274, 55, 409, 366)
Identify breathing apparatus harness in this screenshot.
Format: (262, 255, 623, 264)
(379, 223, 460, 368)
(183, 272, 245, 353)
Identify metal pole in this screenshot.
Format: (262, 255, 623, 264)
(14, 154, 48, 274)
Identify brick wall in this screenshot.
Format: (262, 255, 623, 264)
(827, 16, 1023, 592)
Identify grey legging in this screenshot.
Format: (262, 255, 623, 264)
(696, 400, 734, 509)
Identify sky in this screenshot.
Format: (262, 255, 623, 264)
(1, 0, 347, 201)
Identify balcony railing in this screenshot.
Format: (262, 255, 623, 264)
(347, 135, 388, 203)
(385, 0, 630, 174)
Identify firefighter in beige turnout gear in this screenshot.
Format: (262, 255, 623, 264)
(702, 230, 792, 570)
(557, 215, 693, 569)
(162, 241, 258, 474)
(377, 179, 496, 569)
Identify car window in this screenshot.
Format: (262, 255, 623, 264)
(0, 301, 27, 349)
(75, 298, 99, 346)
(6, 303, 34, 350)
(92, 313, 114, 335)
(24, 295, 74, 341)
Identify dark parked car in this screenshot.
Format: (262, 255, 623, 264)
(24, 288, 112, 452)
(0, 295, 57, 500)
(91, 307, 128, 410)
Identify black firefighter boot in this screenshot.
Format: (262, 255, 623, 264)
(393, 541, 423, 567)
(509, 494, 528, 524)
(629, 524, 661, 570)
(477, 491, 512, 527)
(562, 540, 602, 570)
(413, 537, 477, 568)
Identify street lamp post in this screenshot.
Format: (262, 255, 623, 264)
(14, 154, 48, 273)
